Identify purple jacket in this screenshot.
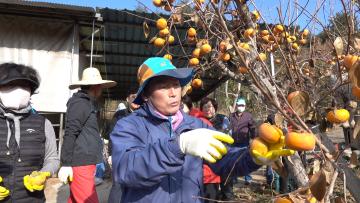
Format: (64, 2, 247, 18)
(229, 111, 256, 144)
(110, 103, 260, 203)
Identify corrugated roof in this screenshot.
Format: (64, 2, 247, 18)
(0, 2, 227, 101)
(80, 8, 228, 101)
(0, 0, 94, 12)
(0, 0, 95, 22)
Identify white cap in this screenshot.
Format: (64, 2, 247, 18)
(236, 98, 246, 105)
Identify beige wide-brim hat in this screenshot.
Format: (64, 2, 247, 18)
(69, 67, 117, 90)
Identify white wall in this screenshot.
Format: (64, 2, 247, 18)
(0, 14, 79, 113)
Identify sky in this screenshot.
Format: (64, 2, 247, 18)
(30, 0, 344, 32)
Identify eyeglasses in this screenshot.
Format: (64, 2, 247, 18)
(237, 104, 245, 107)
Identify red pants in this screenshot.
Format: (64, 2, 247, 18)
(68, 165, 99, 203)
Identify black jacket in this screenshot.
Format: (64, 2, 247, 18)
(61, 91, 103, 166)
(0, 114, 46, 203)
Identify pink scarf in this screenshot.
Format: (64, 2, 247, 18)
(152, 107, 183, 130)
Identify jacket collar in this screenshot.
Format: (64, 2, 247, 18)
(73, 90, 91, 100)
(136, 102, 167, 121)
(135, 102, 198, 133)
(68, 90, 98, 108)
(136, 102, 190, 123)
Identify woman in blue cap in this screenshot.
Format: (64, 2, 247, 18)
(110, 57, 293, 203)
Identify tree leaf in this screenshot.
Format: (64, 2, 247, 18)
(312, 159, 321, 174)
(289, 91, 310, 116)
(143, 21, 150, 39)
(172, 13, 183, 24)
(190, 14, 200, 25)
(322, 161, 334, 184)
(274, 112, 284, 128)
(349, 61, 360, 87)
(354, 38, 360, 51)
(172, 7, 184, 25)
(333, 37, 343, 56)
(309, 170, 327, 201)
(196, 39, 208, 48)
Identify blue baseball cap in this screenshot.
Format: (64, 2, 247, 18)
(133, 57, 194, 105)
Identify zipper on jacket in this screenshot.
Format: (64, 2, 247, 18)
(168, 116, 172, 203)
(168, 116, 173, 137)
(10, 122, 15, 202)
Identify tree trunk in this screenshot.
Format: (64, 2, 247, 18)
(285, 153, 309, 187)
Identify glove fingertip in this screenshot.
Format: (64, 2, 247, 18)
(206, 159, 216, 164)
(218, 147, 227, 155)
(0, 187, 6, 193)
(213, 134, 234, 144)
(203, 153, 217, 163)
(288, 149, 295, 156)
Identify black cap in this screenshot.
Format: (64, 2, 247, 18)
(0, 63, 40, 94)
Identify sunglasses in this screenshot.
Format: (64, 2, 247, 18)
(237, 104, 245, 107)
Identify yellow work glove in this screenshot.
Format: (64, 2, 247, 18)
(23, 171, 51, 192)
(250, 135, 295, 165)
(179, 128, 234, 163)
(0, 176, 10, 200)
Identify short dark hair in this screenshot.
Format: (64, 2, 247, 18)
(182, 95, 193, 109)
(200, 97, 218, 111)
(127, 85, 138, 96)
(80, 85, 91, 91)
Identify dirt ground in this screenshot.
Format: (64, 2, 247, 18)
(44, 126, 355, 203)
(44, 178, 112, 203)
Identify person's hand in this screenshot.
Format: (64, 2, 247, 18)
(23, 171, 51, 192)
(250, 136, 294, 165)
(0, 176, 9, 200)
(58, 167, 73, 184)
(179, 128, 234, 163)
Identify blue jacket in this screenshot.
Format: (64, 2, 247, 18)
(110, 103, 260, 203)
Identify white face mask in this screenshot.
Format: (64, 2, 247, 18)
(236, 106, 245, 113)
(0, 86, 31, 110)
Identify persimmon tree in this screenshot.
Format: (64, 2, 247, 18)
(141, 0, 360, 202)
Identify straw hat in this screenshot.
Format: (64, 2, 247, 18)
(69, 67, 116, 90)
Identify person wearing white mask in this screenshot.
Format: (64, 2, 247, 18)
(0, 63, 59, 203)
(229, 97, 256, 185)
